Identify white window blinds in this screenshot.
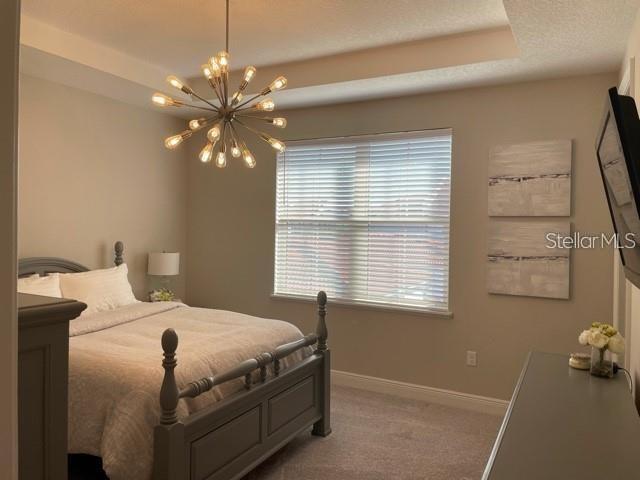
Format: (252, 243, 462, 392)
(274, 129, 452, 313)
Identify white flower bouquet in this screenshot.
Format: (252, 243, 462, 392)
(578, 322, 624, 377)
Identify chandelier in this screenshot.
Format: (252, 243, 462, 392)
(152, 0, 287, 168)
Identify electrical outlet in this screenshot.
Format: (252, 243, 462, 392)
(466, 350, 477, 367)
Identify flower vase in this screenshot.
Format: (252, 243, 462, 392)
(590, 347, 613, 378)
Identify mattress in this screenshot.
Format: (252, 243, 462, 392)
(67, 301, 308, 480)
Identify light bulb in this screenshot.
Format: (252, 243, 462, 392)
(165, 135, 183, 149)
(199, 143, 213, 163)
(268, 137, 286, 152)
(238, 66, 257, 91)
(271, 117, 287, 128)
(215, 151, 227, 168)
(231, 91, 243, 106)
(189, 118, 207, 131)
(269, 76, 287, 92)
(231, 140, 242, 158)
(167, 75, 193, 95)
(244, 66, 256, 83)
(256, 98, 275, 111)
(243, 149, 256, 168)
(217, 51, 230, 72)
(164, 131, 191, 149)
(167, 75, 183, 90)
(152, 93, 175, 107)
(208, 58, 222, 78)
(201, 64, 213, 80)
(207, 125, 221, 142)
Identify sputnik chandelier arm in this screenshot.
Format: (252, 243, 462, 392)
(151, 0, 288, 168)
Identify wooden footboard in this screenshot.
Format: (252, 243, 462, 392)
(153, 292, 331, 480)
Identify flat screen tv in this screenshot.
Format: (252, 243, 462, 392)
(597, 87, 640, 288)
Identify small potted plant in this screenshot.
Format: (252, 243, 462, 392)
(149, 288, 176, 302)
(578, 322, 625, 378)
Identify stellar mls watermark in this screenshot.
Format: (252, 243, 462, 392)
(546, 232, 637, 249)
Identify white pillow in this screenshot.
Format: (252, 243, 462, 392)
(60, 264, 138, 314)
(17, 273, 62, 298)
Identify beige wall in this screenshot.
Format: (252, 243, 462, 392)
(186, 73, 616, 400)
(18, 74, 188, 299)
(1, 1, 19, 477)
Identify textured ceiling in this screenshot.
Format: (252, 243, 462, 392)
(21, 0, 509, 75)
(269, 0, 640, 108)
(504, 0, 636, 70)
(19, 0, 640, 112)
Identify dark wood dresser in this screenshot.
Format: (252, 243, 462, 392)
(483, 351, 640, 479)
(18, 294, 86, 480)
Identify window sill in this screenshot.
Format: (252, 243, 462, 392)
(270, 293, 453, 318)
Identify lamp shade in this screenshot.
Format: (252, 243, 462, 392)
(148, 252, 180, 276)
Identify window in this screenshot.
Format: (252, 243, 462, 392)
(274, 129, 452, 313)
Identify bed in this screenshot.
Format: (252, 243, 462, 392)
(18, 241, 331, 480)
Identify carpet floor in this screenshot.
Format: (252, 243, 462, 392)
(242, 385, 502, 480)
(70, 385, 502, 479)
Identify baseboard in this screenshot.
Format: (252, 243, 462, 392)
(332, 370, 508, 416)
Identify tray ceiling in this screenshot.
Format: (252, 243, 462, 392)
(19, 0, 640, 113)
(22, 0, 510, 76)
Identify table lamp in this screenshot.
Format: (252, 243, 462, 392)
(148, 252, 180, 301)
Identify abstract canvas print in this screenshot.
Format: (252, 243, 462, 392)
(488, 140, 572, 216)
(487, 221, 570, 299)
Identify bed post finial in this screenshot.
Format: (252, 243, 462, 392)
(114, 241, 124, 266)
(316, 291, 328, 352)
(159, 328, 180, 425)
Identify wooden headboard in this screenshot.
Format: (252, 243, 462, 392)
(18, 241, 124, 277)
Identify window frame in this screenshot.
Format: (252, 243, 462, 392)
(272, 128, 453, 317)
